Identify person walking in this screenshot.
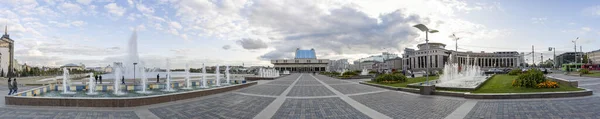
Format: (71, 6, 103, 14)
(121, 76, 125, 84)
(99, 75, 103, 84)
(156, 74, 160, 83)
(7, 79, 12, 95)
(94, 75, 99, 84)
(11, 78, 17, 95)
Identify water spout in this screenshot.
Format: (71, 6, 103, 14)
(225, 65, 230, 85)
(86, 73, 97, 95)
(113, 67, 125, 95)
(137, 62, 152, 94)
(163, 59, 174, 92)
(200, 63, 208, 88)
(215, 64, 221, 86)
(61, 68, 75, 94)
(182, 64, 192, 89)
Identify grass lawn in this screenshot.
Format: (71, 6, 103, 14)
(584, 73, 600, 77)
(472, 74, 584, 93)
(368, 76, 439, 88)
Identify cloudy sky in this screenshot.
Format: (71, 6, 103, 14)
(1, 0, 600, 68)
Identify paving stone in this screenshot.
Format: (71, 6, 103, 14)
(295, 80, 322, 85)
(350, 91, 465, 119)
(287, 86, 335, 97)
(149, 93, 275, 119)
(0, 108, 138, 119)
(272, 98, 369, 119)
(237, 85, 289, 96)
(465, 97, 600, 119)
(265, 80, 295, 85)
(330, 84, 384, 94)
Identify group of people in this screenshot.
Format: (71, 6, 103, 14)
(7, 78, 18, 95)
(94, 75, 103, 84)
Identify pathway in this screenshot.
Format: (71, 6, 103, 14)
(0, 73, 599, 118)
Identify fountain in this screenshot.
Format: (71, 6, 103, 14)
(225, 65, 231, 85)
(86, 73, 97, 95)
(436, 54, 488, 88)
(200, 63, 208, 88)
(339, 69, 346, 76)
(283, 70, 290, 75)
(162, 59, 175, 92)
(182, 64, 192, 89)
(61, 68, 76, 94)
(113, 67, 125, 95)
(137, 63, 152, 94)
(361, 66, 369, 75)
(215, 64, 221, 86)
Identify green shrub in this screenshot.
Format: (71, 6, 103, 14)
(580, 69, 590, 74)
(368, 71, 378, 74)
(512, 69, 546, 88)
(342, 71, 359, 76)
(508, 69, 521, 75)
(374, 74, 407, 83)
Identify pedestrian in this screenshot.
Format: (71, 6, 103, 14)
(95, 75, 99, 84)
(99, 75, 103, 84)
(157, 74, 160, 83)
(122, 76, 125, 84)
(7, 79, 12, 95)
(11, 78, 17, 95)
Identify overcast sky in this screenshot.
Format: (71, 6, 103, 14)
(1, 0, 600, 68)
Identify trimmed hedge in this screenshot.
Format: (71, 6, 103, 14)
(374, 74, 407, 83)
(508, 69, 521, 75)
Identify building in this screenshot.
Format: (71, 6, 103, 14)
(382, 57, 403, 72)
(587, 50, 600, 64)
(0, 26, 14, 77)
(351, 52, 399, 71)
(556, 52, 584, 66)
(61, 63, 85, 71)
(402, 42, 524, 72)
(327, 59, 349, 72)
(271, 48, 329, 73)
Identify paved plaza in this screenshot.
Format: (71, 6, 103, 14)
(2, 73, 600, 119)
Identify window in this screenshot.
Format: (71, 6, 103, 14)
(307, 60, 311, 63)
(295, 60, 299, 63)
(276, 60, 279, 63)
(284, 60, 288, 63)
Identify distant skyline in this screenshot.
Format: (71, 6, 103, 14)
(1, 0, 600, 68)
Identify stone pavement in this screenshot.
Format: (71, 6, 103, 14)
(1, 73, 600, 119)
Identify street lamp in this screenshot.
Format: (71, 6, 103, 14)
(548, 47, 556, 69)
(413, 24, 438, 85)
(133, 62, 138, 84)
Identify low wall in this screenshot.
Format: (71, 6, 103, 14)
(361, 81, 592, 99)
(546, 76, 579, 87)
(463, 89, 592, 99)
(5, 82, 257, 107)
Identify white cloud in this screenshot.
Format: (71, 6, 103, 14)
(58, 2, 82, 14)
(582, 27, 592, 32)
(136, 4, 155, 14)
(531, 17, 547, 24)
(169, 21, 182, 29)
(76, 0, 92, 5)
(582, 5, 600, 16)
(104, 3, 126, 17)
(71, 21, 86, 27)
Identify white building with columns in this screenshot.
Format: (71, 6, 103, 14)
(403, 42, 524, 72)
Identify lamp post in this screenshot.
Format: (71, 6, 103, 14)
(548, 47, 556, 69)
(133, 62, 137, 84)
(413, 24, 439, 85)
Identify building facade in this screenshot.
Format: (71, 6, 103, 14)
(271, 48, 329, 73)
(0, 26, 14, 77)
(403, 43, 524, 72)
(587, 50, 600, 64)
(327, 59, 349, 72)
(556, 52, 584, 66)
